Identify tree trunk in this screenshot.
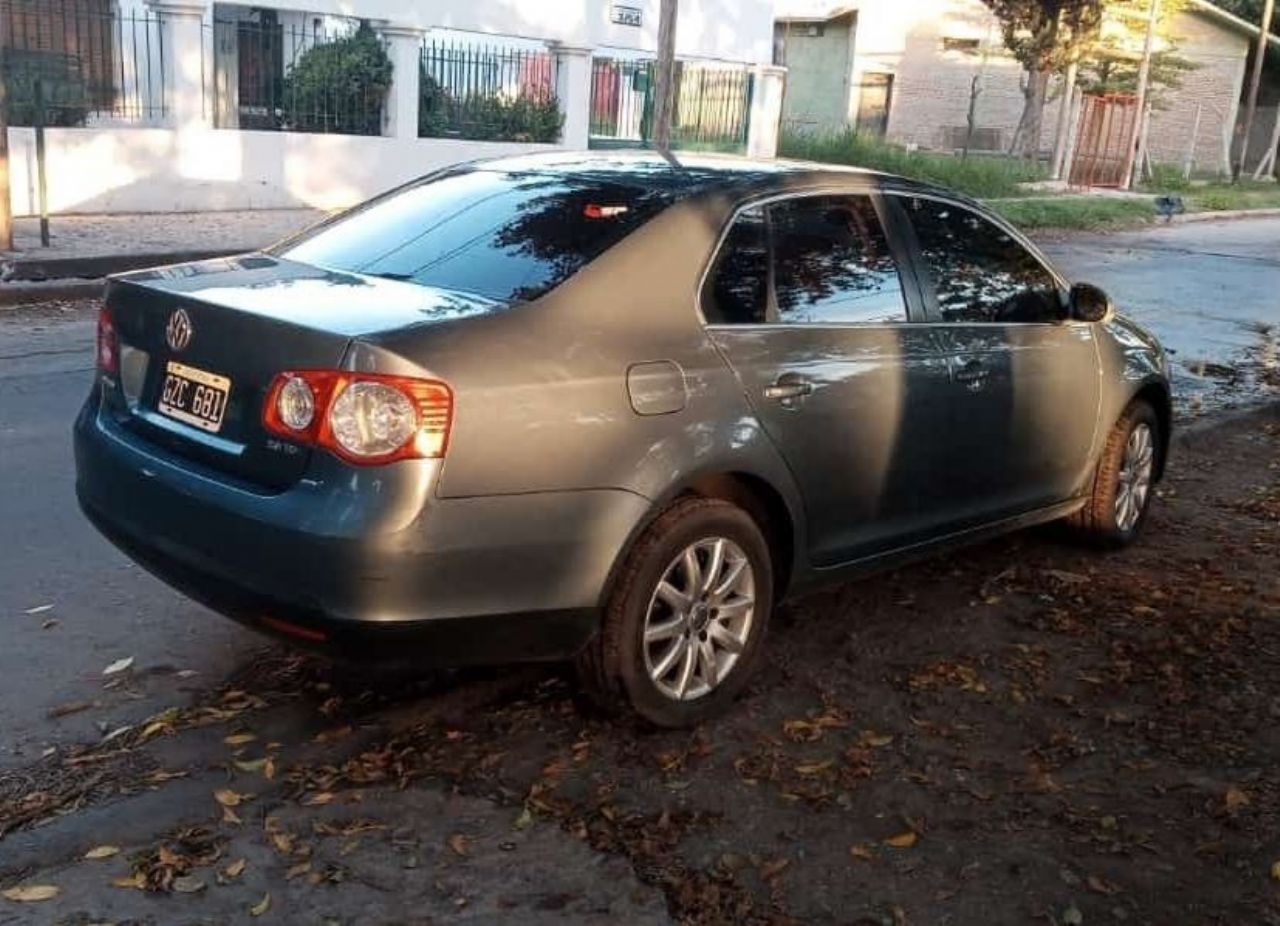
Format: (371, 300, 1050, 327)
(1010, 68, 1051, 160)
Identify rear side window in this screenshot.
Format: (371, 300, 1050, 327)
(702, 194, 907, 326)
(770, 196, 906, 324)
(703, 207, 769, 324)
(277, 169, 675, 304)
(904, 197, 1061, 323)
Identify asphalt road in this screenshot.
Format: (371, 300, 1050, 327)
(0, 216, 1277, 771)
(0, 216, 1276, 923)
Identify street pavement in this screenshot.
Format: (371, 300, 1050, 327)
(0, 215, 1276, 923)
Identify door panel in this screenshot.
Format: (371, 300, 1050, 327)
(898, 194, 1101, 520)
(712, 325, 954, 565)
(930, 323, 1100, 523)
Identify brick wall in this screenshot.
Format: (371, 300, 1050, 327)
(1143, 11, 1248, 176)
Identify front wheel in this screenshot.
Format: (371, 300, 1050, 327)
(1070, 400, 1160, 547)
(576, 497, 773, 727)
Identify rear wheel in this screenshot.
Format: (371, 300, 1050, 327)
(1070, 400, 1159, 546)
(576, 497, 773, 727)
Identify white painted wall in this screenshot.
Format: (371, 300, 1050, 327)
(6, 126, 556, 215)
(125, 0, 775, 64)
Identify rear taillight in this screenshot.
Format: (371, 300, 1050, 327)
(96, 304, 118, 375)
(263, 370, 452, 465)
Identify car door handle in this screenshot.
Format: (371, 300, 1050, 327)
(954, 360, 988, 391)
(763, 377, 814, 402)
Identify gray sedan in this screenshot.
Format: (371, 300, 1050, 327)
(75, 152, 1170, 726)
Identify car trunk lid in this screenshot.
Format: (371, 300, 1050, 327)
(104, 254, 498, 490)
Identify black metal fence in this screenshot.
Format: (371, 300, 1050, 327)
(0, 0, 166, 126)
(207, 13, 390, 135)
(418, 39, 560, 142)
(589, 56, 753, 152)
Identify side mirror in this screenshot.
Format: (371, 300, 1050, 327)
(1069, 282, 1114, 323)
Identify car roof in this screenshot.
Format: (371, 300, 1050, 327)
(469, 149, 974, 207)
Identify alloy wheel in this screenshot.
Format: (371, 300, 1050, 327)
(1115, 421, 1155, 532)
(642, 537, 756, 701)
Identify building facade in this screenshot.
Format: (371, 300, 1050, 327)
(774, 0, 1278, 175)
(0, 0, 785, 214)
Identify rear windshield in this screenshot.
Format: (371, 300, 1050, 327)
(275, 169, 676, 304)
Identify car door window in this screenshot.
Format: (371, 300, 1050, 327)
(769, 196, 907, 325)
(904, 197, 1061, 324)
(703, 206, 769, 325)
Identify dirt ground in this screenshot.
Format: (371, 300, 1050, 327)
(0, 400, 1276, 925)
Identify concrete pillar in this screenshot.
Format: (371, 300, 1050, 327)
(747, 65, 787, 159)
(147, 0, 209, 129)
(552, 44, 593, 150)
(381, 25, 425, 140)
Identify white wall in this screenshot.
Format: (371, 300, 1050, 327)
(7, 126, 556, 215)
(128, 0, 775, 63)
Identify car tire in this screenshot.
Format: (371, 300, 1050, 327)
(576, 496, 774, 728)
(1069, 400, 1160, 547)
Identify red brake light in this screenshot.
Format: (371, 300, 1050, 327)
(263, 370, 453, 465)
(96, 304, 118, 375)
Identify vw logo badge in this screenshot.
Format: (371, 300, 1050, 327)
(166, 308, 193, 353)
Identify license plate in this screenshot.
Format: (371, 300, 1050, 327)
(158, 361, 231, 433)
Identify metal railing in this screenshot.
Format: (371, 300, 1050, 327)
(0, 0, 166, 126)
(206, 14, 390, 135)
(418, 39, 560, 142)
(589, 56, 753, 152)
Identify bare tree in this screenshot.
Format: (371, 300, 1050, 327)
(652, 0, 678, 151)
(981, 0, 1103, 159)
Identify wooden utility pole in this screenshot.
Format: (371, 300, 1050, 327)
(1122, 0, 1160, 190)
(652, 0, 678, 150)
(0, 10, 12, 252)
(1234, 0, 1275, 180)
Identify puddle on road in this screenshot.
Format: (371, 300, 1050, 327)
(1174, 321, 1279, 418)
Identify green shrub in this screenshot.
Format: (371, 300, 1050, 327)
(419, 72, 562, 142)
(3, 50, 91, 127)
(779, 128, 1047, 199)
(281, 22, 392, 136)
(1143, 162, 1193, 193)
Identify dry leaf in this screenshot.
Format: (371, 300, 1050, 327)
(304, 791, 335, 806)
(84, 845, 120, 860)
(884, 831, 919, 848)
(225, 733, 257, 747)
(214, 788, 247, 807)
(849, 843, 874, 861)
(448, 833, 469, 856)
(250, 893, 271, 917)
(222, 805, 243, 826)
(24, 604, 54, 615)
(1271, 860, 1280, 882)
(48, 701, 94, 719)
(794, 760, 835, 776)
(223, 858, 247, 879)
(759, 858, 790, 881)
(102, 657, 135, 676)
(285, 861, 312, 880)
(172, 876, 206, 894)
(2, 885, 59, 902)
(1225, 786, 1250, 813)
(864, 733, 895, 748)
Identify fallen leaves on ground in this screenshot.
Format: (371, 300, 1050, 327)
(250, 893, 271, 917)
(102, 657, 134, 676)
(83, 844, 120, 860)
(2, 884, 59, 902)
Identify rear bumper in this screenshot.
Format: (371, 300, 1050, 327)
(74, 393, 650, 665)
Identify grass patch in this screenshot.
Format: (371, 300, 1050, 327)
(991, 197, 1155, 231)
(1182, 182, 1280, 214)
(779, 129, 1047, 199)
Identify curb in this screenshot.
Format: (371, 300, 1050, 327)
(0, 279, 105, 307)
(1, 248, 244, 283)
(1168, 207, 1280, 225)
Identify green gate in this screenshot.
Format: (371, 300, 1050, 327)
(588, 56, 754, 153)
